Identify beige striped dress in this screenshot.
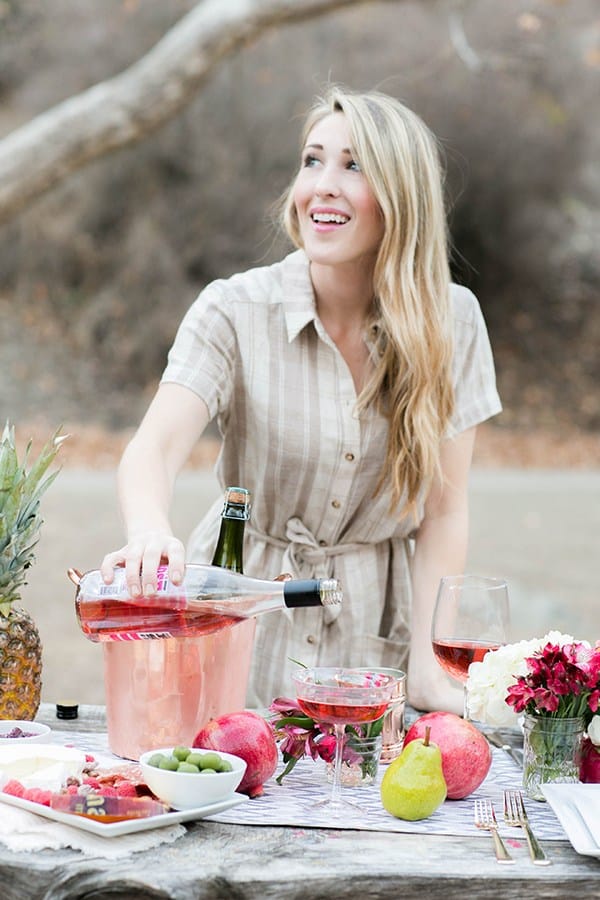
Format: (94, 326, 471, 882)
(161, 249, 502, 707)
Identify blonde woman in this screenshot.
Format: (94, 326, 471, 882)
(101, 86, 501, 713)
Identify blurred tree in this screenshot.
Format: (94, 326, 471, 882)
(1, 0, 597, 432)
(0, 0, 399, 224)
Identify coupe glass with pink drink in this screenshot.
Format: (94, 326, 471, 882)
(293, 667, 397, 815)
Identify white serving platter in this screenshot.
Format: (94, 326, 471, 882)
(541, 783, 600, 858)
(0, 790, 248, 838)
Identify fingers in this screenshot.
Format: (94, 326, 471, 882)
(165, 539, 185, 586)
(100, 550, 125, 584)
(100, 534, 185, 597)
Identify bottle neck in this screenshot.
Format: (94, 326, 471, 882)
(211, 516, 246, 573)
(283, 579, 340, 608)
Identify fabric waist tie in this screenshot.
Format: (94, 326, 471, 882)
(246, 517, 368, 624)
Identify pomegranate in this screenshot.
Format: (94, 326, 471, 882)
(403, 711, 492, 799)
(580, 737, 600, 783)
(193, 711, 278, 798)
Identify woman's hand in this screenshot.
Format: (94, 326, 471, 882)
(100, 532, 186, 598)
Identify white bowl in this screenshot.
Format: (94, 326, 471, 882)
(139, 746, 246, 810)
(0, 720, 51, 744)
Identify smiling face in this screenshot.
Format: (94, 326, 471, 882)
(291, 112, 384, 272)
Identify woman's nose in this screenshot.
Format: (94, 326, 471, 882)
(314, 165, 340, 197)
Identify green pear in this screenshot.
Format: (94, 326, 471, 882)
(380, 725, 447, 820)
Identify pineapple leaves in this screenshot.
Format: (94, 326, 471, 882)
(0, 422, 66, 605)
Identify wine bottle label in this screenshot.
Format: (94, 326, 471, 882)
(103, 631, 174, 641)
(95, 564, 202, 606)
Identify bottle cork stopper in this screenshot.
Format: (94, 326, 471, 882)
(225, 487, 250, 505)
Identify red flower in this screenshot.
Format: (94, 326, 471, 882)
(506, 640, 600, 721)
(315, 734, 336, 763)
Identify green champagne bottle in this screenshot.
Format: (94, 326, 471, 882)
(211, 486, 251, 573)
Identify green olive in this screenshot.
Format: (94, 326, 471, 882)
(147, 753, 167, 768)
(158, 756, 179, 771)
(198, 752, 223, 771)
(185, 752, 205, 768)
(177, 761, 200, 773)
(172, 745, 191, 761)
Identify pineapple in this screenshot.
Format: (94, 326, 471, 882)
(0, 422, 66, 719)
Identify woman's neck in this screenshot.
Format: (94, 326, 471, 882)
(309, 261, 376, 394)
(309, 261, 374, 328)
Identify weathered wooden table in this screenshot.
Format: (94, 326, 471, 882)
(0, 703, 597, 899)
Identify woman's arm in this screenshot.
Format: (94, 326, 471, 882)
(100, 382, 210, 597)
(407, 426, 477, 715)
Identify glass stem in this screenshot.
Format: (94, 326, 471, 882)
(330, 723, 346, 807)
(463, 683, 470, 721)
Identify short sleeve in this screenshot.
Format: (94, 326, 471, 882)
(447, 285, 502, 437)
(160, 281, 236, 421)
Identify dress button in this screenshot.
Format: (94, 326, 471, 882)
(306, 634, 316, 644)
(331, 499, 341, 509)
(345, 452, 355, 462)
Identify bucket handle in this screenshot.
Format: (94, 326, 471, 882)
(67, 567, 83, 586)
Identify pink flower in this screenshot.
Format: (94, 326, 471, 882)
(316, 734, 336, 763)
(506, 640, 600, 721)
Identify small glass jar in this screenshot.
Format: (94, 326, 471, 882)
(377, 668, 406, 762)
(522, 713, 585, 801)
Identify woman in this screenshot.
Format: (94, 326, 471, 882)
(101, 86, 501, 713)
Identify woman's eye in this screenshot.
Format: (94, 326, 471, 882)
(302, 153, 320, 168)
(347, 159, 361, 172)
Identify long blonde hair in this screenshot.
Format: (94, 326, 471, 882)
(282, 86, 454, 512)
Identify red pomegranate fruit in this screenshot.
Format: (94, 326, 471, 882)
(193, 710, 278, 798)
(580, 737, 600, 783)
(403, 711, 492, 799)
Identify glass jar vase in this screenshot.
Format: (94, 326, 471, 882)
(522, 713, 585, 801)
(325, 733, 383, 787)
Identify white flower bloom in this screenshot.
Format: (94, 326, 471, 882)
(465, 632, 581, 727)
(588, 715, 600, 746)
(540, 630, 581, 648)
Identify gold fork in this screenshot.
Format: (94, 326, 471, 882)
(503, 789, 552, 865)
(474, 799, 515, 863)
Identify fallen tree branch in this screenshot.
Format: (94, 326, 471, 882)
(0, 0, 398, 224)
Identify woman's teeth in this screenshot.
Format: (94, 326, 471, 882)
(311, 213, 349, 224)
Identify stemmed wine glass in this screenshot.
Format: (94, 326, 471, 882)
(292, 667, 397, 815)
(431, 574, 510, 719)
